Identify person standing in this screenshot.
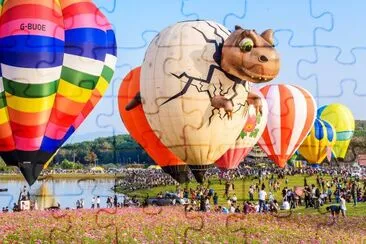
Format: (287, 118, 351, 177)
(258, 186, 267, 213)
(96, 196, 101, 208)
(340, 194, 346, 217)
(249, 185, 254, 201)
(304, 186, 311, 208)
(213, 193, 218, 206)
(114, 195, 118, 208)
(327, 187, 332, 203)
(200, 195, 206, 212)
(231, 193, 237, 204)
(351, 182, 357, 206)
(91, 197, 95, 209)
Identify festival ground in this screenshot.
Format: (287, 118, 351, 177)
(124, 175, 366, 217)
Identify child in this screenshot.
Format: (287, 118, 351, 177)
(340, 195, 347, 217)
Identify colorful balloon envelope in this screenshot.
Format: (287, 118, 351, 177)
(0, 0, 117, 185)
(317, 103, 355, 161)
(118, 67, 190, 183)
(140, 21, 251, 183)
(215, 88, 268, 170)
(257, 84, 316, 168)
(298, 118, 336, 164)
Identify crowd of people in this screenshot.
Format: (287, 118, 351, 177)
(116, 169, 179, 192)
(164, 163, 366, 216)
(1, 163, 365, 215)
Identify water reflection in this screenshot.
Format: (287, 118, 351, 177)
(0, 178, 121, 210)
(34, 183, 58, 210)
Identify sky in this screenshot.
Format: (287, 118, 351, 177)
(69, 0, 366, 143)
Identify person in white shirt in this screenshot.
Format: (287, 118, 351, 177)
(249, 186, 254, 201)
(281, 200, 290, 210)
(227, 198, 232, 207)
(268, 192, 274, 203)
(91, 197, 95, 209)
(229, 204, 236, 213)
(258, 187, 267, 212)
(96, 196, 101, 208)
(340, 195, 346, 217)
(231, 194, 237, 204)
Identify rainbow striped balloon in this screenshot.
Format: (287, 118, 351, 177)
(0, 0, 117, 185)
(257, 84, 316, 168)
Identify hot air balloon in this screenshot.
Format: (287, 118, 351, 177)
(317, 104, 355, 161)
(0, 0, 117, 185)
(298, 118, 336, 165)
(118, 67, 190, 183)
(215, 88, 268, 170)
(139, 21, 280, 182)
(257, 84, 316, 168)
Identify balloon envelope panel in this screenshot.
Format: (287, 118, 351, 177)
(0, 0, 116, 185)
(257, 84, 316, 168)
(317, 103, 355, 160)
(216, 88, 268, 170)
(140, 20, 249, 168)
(298, 118, 336, 164)
(118, 67, 189, 183)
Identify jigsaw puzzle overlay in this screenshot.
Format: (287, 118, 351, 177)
(0, 0, 366, 243)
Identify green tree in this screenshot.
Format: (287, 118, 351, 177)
(84, 151, 98, 167)
(60, 159, 75, 169)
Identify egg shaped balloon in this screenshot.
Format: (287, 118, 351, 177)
(0, 0, 117, 185)
(118, 67, 189, 183)
(215, 88, 268, 170)
(298, 118, 336, 164)
(257, 84, 316, 168)
(317, 103, 355, 161)
(140, 20, 280, 183)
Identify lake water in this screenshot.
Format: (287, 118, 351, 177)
(0, 178, 123, 210)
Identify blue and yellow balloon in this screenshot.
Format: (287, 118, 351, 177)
(298, 118, 336, 164)
(317, 104, 355, 160)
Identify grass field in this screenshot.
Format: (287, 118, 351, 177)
(124, 175, 366, 217)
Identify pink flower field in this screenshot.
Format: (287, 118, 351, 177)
(0, 207, 365, 243)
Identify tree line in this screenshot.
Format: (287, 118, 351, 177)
(0, 120, 366, 172)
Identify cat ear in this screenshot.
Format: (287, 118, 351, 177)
(235, 25, 243, 31)
(261, 29, 274, 46)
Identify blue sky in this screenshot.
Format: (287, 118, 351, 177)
(69, 0, 366, 142)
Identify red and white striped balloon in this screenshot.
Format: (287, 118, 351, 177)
(257, 84, 316, 168)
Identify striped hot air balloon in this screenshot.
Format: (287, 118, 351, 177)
(298, 118, 336, 165)
(0, 0, 117, 185)
(257, 84, 316, 168)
